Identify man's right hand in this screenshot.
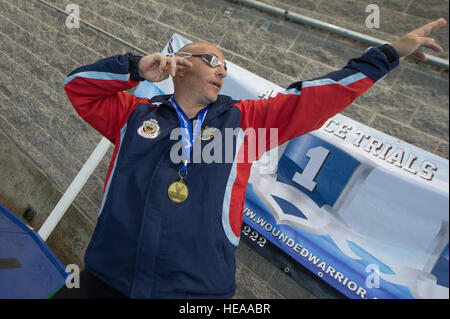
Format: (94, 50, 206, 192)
(138, 53, 193, 82)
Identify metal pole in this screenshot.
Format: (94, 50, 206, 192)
(38, 137, 111, 241)
(229, 0, 449, 70)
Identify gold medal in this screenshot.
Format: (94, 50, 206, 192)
(168, 180, 189, 203)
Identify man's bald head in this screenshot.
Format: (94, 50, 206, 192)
(177, 42, 225, 60)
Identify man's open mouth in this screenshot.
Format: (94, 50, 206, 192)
(210, 81, 221, 89)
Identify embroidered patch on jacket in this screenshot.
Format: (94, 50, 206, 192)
(137, 119, 160, 139)
(199, 125, 218, 141)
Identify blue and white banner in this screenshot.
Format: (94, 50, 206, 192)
(135, 33, 449, 299)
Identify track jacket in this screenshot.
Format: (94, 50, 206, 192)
(64, 45, 399, 298)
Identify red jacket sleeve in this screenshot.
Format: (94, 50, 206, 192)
(235, 46, 399, 156)
(64, 53, 148, 144)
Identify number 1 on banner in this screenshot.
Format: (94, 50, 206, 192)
(292, 146, 330, 192)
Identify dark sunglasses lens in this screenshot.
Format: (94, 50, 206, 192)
(202, 54, 214, 66)
(203, 54, 226, 71)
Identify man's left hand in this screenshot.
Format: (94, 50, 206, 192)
(391, 18, 447, 61)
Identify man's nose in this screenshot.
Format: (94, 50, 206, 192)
(216, 65, 227, 79)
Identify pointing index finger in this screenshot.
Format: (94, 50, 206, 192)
(411, 18, 447, 37)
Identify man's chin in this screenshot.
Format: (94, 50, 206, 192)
(205, 94, 219, 105)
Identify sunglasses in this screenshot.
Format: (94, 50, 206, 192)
(175, 51, 227, 71)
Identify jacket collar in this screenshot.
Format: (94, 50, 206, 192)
(149, 94, 238, 120)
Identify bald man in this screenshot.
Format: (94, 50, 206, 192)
(55, 19, 446, 299)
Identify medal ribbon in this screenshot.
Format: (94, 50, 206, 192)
(169, 95, 208, 174)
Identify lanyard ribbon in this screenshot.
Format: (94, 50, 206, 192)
(169, 95, 208, 174)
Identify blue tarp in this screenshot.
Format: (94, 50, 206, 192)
(0, 204, 67, 298)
